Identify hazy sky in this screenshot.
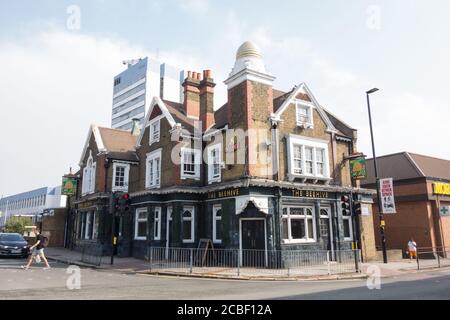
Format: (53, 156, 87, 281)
(1, 0, 449, 196)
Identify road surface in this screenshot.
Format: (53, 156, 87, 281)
(1, 257, 449, 300)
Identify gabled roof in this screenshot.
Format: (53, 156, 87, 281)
(362, 152, 450, 185)
(271, 83, 337, 133)
(79, 125, 138, 165)
(136, 96, 196, 147)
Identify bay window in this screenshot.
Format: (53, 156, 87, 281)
(281, 207, 316, 243)
(287, 135, 330, 181)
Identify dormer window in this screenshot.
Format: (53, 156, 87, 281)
(296, 101, 313, 128)
(287, 135, 330, 182)
(149, 119, 160, 145)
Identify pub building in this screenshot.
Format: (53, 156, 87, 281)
(66, 124, 140, 255)
(126, 41, 377, 262)
(362, 152, 450, 256)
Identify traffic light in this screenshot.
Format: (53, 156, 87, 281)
(114, 192, 130, 213)
(341, 195, 351, 215)
(353, 195, 362, 215)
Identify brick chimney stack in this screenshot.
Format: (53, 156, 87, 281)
(199, 70, 215, 132)
(182, 71, 201, 119)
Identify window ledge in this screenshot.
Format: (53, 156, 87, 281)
(181, 175, 200, 180)
(296, 122, 313, 129)
(282, 239, 317, 244)
(288, 174, 331, 183)
(134, 237, 147, 241)
(183, 240, 195, 243)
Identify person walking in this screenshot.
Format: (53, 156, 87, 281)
(408, 238, 418, 261)
(21, 228, 51, 270)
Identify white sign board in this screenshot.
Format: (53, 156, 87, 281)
(361, 204, 370, 216)
(440, 206, 450, 217)
(380, 178, 396, 214)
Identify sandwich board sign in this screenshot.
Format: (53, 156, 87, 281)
(380, 178, 396, 214)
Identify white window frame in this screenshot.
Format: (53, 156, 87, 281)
(287, 135, 330, 181)
(319, 207, 330, 238)
(82, 151, 96, 195)
(207, 144, 222, 184)
(342, 212, 353, 241)
(153, 207, 161, 240)
(112, 162, 130, 192)
(84, 211, 92, 240)
(134, 208, 148, 240)
(212, 204, 222, 244)
(180, 147, 201, 180)
(149, 118, 161, 145)
(281, 206, 317, 244)
(182, 206, 195, 243)
(145, 148, 162, 189)
(295, 101, 314, 128)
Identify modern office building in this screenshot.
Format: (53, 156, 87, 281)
(112, 57, 185, 130)
(0, 186, 67, 228)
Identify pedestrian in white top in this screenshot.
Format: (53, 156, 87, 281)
(407, 238, 417, 261)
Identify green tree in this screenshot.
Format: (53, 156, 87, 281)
(4, 216, 32, 234)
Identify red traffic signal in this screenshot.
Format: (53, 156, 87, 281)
(122, 193, 129, 200)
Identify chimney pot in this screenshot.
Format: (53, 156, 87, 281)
(196, 72, 201, 80)
(206, 69, 212, 79)
(187, 71, 192, 79)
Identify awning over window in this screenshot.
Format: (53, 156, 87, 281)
(235, 196, 269, 215)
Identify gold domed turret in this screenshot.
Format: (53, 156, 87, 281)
(236, 41, 262, 60)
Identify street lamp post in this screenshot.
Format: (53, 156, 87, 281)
(366, 88, 388, 264)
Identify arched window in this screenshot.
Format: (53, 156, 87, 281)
(182, 207, 195, 243)
(213, 205, 222, 244)
(82, 151, 96, 195)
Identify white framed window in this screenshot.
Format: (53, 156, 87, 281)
(182, 206, 195, 243)
(149, 118, 160, 144)
(82, 151, 96, 195)
(316, 148, 325, 176)
(342, 209, 353, 241)
(281, 207, 316, 243)
(212, 204, 222, 244)
(295, 101, 313, 127)
(112, 162, 130, 192)
(287, 135, 330, 181)
(153, 207, 161, 240)
(319, 208, 330, 237)
(208, 144, 222, 184)
(134, 208, 148, 240)
(181, 147, 201, 180)
(145, 149, 162, 189)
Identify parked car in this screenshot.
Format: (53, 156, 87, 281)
(0, 233, 30, 258)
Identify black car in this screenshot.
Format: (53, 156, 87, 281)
(0, 233, 30, 258)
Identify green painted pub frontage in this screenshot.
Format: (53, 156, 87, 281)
(126, 180, 375, 263)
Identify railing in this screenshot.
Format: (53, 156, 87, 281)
(414, 247, 450, 270)
(148, 247, 360, 278)
(81, 243, 104, 266)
